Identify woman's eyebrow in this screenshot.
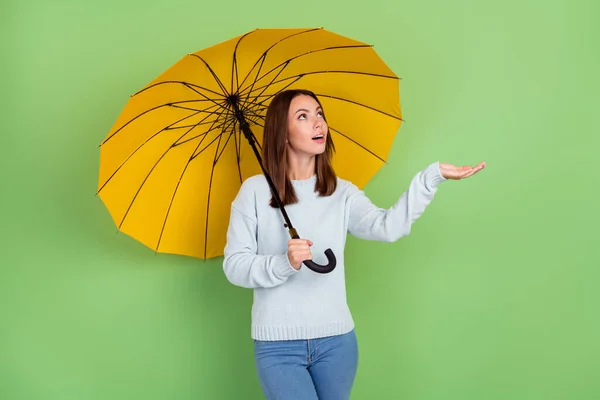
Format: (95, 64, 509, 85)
(294, 107, 322, 114)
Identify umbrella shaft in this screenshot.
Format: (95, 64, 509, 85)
(233, 107, 298, 239)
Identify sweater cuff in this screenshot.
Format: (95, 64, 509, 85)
(274, 253, 300, 278)
(427, 161, 447, 188)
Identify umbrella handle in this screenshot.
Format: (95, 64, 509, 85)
(302, 249, 337, 274)
(291, 233, 337, 274)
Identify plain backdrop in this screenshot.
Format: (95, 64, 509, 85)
(2, 0, 598, 398)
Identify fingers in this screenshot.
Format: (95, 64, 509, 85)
(452, 162, 485, 179)
(288, 239, 313, 248)
(289, 242, 313, 259)
(460, 166, 474, 177)
(288, 239, 313, 269)
(462, 162, 486, 178)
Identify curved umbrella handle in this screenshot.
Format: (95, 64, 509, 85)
(302, 248, 337, 274)
(290, 232, 337, 274)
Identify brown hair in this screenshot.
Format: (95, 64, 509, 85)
(262, 89, 337, 207)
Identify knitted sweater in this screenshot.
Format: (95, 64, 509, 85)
(222, 162, 447, 341)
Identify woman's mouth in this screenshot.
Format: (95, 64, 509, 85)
(312, 134, 325, 143)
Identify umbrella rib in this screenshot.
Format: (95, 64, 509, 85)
(166, 117, 225, 131)
(238, 45, 373, 94)
(133, 80, 225, 99)
(173, 113, 232, 147)
(313, 93, 402, 121)
(328, 126, 386, 163)
(237, 28, 320, 92)
(238, 70, 398, 103)
(202, 114, 236, 259)
(245, 76, 303, 109)
(240, 54, 267, 106)
(182, 83, 229, 110)
(115, 115, 221, 229)
(190, 121, 232, 161)
(232, 54, 239, 96)
(231, 29, 256, 95)
(240, 99, 266, 120)
(99, 106, 229, 197)
(190, 54, 230, 98)
(233, 119, 243, 184)
(155, 115, 235, 254)
(170, 104, 221, 113)
(101, 99, 224, 145)
(243, 101, 268, 113)
(215, 124, 237, 164)
(243, 62, 292, 107)
(240, 105, 265, 122)
(243, 115, 265, 128)
(98, 106, 222, 194)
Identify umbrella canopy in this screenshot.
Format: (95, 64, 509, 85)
(97, 27, 402, 268)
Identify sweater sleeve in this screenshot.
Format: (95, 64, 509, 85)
(222, 181, 299, 289)
(347, 162, 447, 242)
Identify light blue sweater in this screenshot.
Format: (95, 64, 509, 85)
(223, 162, 447, 341)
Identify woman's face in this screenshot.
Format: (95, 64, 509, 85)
(286, 94, 328, 157)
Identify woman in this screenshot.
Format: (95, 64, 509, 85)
(223, 89, 485, 399)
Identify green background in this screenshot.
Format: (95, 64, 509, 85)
(2, 0, 598, 398)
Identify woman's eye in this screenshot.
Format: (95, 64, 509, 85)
(317, 111, 323, 117)
(298, 113, 306, 120)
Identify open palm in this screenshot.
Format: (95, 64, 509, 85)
(440, 162, 486, 180)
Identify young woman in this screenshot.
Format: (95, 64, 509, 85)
(223, 89, 485, 399)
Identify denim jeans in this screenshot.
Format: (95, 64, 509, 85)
(253, 329, 358, 399)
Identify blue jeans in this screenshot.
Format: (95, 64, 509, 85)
(253, 329, 358, 399)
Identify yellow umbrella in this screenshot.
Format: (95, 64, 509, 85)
(97, 27, 402, 271)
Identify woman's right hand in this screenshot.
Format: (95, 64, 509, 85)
(287, 239, 313, 270)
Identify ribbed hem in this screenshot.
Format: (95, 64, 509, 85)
(252, 320, 355, 341)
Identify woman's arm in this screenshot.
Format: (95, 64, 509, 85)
(347, 162, 447, 242)
(222, 185, 299, 289)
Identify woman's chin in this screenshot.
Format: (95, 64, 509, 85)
(291, 144, 327, 157)
(312, 142, 327, 154)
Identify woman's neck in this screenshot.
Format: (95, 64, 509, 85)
(287, 152, 316, 180)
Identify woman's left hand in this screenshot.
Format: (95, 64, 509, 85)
(439, 161, 486, 180)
